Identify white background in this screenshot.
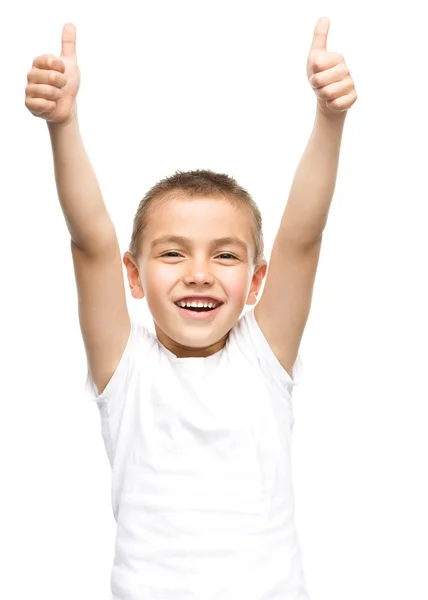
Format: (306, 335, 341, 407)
(2, 0, 427, 598)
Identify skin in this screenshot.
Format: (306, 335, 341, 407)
(123, 195, 267, 358)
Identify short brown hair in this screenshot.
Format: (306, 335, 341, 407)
(128, 169, 264, 264)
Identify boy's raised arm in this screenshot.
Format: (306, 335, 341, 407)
(47, 114, 116, 253)
(254, 17, 357, 378)
(25, 24, 130, 395)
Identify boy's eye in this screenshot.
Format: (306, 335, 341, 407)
(217, 253, 237, 260)
(160, 252, 237, 260)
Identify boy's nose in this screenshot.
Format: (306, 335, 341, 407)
(182, 267, 215, 286)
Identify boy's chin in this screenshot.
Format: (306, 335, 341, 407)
(155, 307, 242, 354)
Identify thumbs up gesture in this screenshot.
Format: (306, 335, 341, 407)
(307, 17, 357, 117)
(25, 23, 80, 124)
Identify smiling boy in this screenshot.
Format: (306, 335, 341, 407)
(25, 16, 356, 600)
(123, 182, 267, 360)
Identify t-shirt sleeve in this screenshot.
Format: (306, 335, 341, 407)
(237, 307, 304, 391)
(82, 319, 152, 404)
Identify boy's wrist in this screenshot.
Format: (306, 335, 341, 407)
(47, 106, 79, 133)
(315, 104, 347, 124)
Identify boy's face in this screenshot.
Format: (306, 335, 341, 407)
(124, 195, 267, 358)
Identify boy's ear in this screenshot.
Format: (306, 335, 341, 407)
(246, 260, 268, 306)
(123, 252, 145, 299)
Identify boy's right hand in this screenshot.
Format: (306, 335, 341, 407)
(25, 23, 80, 124)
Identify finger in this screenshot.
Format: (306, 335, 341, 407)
(309, 63, 349, 89)
(32, 55, 65, 74)
(313, 77, 354, 102)
(25, 83, 64, 102)
(61, 23, 76, 58)
(311, 16, 330, 51)
(326, 91, 357, 112)
(25, 96, 57, 115)
(27, 66, 67, 88)
(310, 52, 344, 74)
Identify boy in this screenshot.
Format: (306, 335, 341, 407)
(25, 17, 357, 600)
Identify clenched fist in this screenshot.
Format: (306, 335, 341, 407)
(25, 23, 80, 124)
(306, 17, 357, 117)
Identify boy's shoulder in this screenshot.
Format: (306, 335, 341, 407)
(230, 307, 304, 389)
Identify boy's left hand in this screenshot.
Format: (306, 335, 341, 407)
(307, 17, 357, 117)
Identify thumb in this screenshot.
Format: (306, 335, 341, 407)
(310, 16, 330, 52)
(61, 22, 77, 58)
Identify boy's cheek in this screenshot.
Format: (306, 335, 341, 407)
(145, 265, 175, 290)
(221, 273, 251, 302)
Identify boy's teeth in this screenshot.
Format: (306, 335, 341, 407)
(178, 299, 218, 309)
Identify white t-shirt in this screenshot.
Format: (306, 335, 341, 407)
(84, 307, 310, 600)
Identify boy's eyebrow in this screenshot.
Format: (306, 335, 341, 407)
(151, 235, 248, 254)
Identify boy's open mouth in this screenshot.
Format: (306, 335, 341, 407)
(174, 296, 224, 312)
